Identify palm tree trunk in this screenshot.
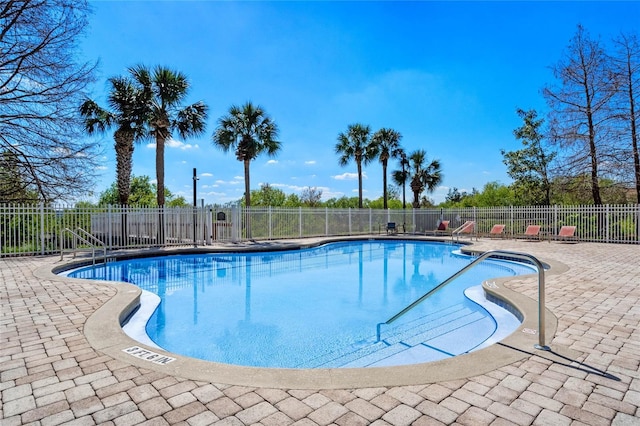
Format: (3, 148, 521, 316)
(244, 159, 252, 238)
(114, 131, 134, 206)
(411, 177, 421, 209)
(156, 133, 165, 207)
(114, 131, 133, 247)
(155, 132, 165, 245)
(357, 160, 363, 208)
(244, 159, 251, 208)
(382, 160, 388, 209)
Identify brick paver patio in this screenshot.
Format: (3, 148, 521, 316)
(1, 238, 639, 425)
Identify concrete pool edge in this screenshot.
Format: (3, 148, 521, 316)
(40, 237, 581, 389)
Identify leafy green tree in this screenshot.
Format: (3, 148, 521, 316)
(213, 102, 281, 208)
(246, 183, 287, 207)
(392, 149, 411, 209)
(474, 182, 517, 206)
(129, 65, 208, 207)
(439, 183, 515, 207)
(371, 128, 403, 209)
(74, 201, 97, 208)
(335, 124, 378, 208)
(444, 187, 469, 204)
(368, 197, 403, 209)
(408, 150, 442, 208)
(324, 196, 363, 209)
(284, 193, 302, 207)
(502, 109, 556, 205)
(419, 196, 437, 208)
(80, 76, 147, 205)
(98, 175, 187, 206)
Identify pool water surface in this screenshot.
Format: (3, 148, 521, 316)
(67, 240, 533, 368)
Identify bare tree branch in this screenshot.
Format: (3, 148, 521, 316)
(0, 0, 100, 203)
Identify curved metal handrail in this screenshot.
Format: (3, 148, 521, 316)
(376, 250, 550, 351)
(60, 228, 106, 266)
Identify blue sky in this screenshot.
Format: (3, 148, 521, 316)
(79, 1, 639, 205)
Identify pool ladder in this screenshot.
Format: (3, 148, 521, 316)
(60, 228, 107, 266)
(376, 250, 550, 351)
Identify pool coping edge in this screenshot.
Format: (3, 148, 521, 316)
(38, 237, 581, 389)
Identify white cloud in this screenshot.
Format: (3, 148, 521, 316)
(146, 138, 199, 150)
(216, 178, 242, 185)
(271, 183, 306, 192)
(201, 172, 213, 177)
(96, 166, 108, 171)
(266, 160, 278, 165)
(333, 172, 366, 181)
(321, 190, 343, 200)
(234, 176, 243, 180)
(304, 160, 316, 165)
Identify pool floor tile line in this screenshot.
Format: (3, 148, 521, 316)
(1, 238, 639, 425)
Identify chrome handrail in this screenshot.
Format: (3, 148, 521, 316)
(60, 228, 106, 265)
(376, 250, 550, 351)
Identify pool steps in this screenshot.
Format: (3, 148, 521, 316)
(303, 303, 495, 368)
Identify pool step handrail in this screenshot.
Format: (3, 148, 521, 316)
(60, 227, 107, 265)
(376, 250, 550, 351)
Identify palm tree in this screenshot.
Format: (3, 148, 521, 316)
(409, 149, 443, 208)
(212, 102, 281, 208)
(335, 123, 378, 208)
(129, 65, 208, 207)
(392, 149, 410, 209)
(371, 128, 403, 209)
(79, 76, 146, 206)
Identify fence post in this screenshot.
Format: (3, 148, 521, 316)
(369, 208, 372, 234)
(412, 208, 416, 233)
(39, 202, 45, 255)
(348, 208, 352, 235)
(107, 205, 112, 250)
(299, 207, 303, 238)
(205, 207, 212, 245)
(510, 205, 514, 238)
(606, 204, 610, 243)
(231, 205, 236, 242)
(636, 204, 640, 243)
(325, 208, 329, 236)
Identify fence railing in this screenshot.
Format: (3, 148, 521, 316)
(1, 203, 638, 256)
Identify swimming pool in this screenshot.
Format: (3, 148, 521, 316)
(67, 240, 534, 368)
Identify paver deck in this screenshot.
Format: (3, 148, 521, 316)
(1, 237, 639, 425)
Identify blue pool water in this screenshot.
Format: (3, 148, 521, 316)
(67, 240, 534, 368)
